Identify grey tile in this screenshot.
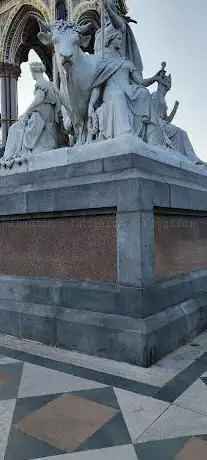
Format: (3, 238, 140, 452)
(135, 437, 189, 460)
(19, 303, 57, 346)
(175, 378, 207, 416)
(137, 405, 207, 443)
(114, 388, 169, 442)
(0, 193, 27, 215)
(35, 444, 138, 460)
(155, 352, 207, 402)
(0, 345, 160, 397)
(27, 189, 55, 212)
(0, 399, 16, 460)
(18, 362, 106, 398)
(12, 393, 61, 425)
(0, 301, 22, 339)
(4, 426, 63, 460)
(0, 362, 23, 400)
(76, 412, 131, 452)
(72, 387, 119, 410)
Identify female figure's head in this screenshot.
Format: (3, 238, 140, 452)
(30, 62, 46, 81)
(105, 29, 122, 51)
(94, 26, 123, 56)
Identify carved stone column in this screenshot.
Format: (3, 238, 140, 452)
(0, 75, 7, 148)
(0, 63, 21, 147)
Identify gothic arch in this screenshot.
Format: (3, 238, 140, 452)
(1, 1, 52, 77)
(72, 0, 100, 22)
(72, 1, 100, 54)
(77, 8, 100, 53)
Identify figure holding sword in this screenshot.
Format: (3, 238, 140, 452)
(96, 0, 143, 74)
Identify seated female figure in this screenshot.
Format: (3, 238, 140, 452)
(89, 30, 171, 147)
(2, 62, 63, 165)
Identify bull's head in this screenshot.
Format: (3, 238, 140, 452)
(38, 20, 92, 68)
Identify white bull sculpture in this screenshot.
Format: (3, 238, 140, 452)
(38, 20, 102, 144)
(37, 19, 171, 149)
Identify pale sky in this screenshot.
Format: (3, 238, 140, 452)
(18, 0, 207, 160)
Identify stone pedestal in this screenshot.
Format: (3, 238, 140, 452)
(0, 135, 206, 366)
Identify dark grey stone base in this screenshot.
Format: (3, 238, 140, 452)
(0, 273, 206, 367)
(0, 147, 207, 366)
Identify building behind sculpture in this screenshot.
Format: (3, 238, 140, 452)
(0, 0, 127, 148)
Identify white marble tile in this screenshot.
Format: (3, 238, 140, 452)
(0, 445, 6, 460)
(35, 444, 138, 460)
(201, 370, 207, 377)
(0, 334, 175, 387)
(0, 399, 16, 460)
(114, 388, 169, 442)
(0, 355, 19, 364)
(18, 363, 106, 398)
(175, 378, 207, 415)
(0, 330, 206, 389)
(136, 405, 207, 443)
(155, 331, 207, 373)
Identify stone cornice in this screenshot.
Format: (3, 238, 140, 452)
(72, 0, 100, 22)
(0, 62, 21, 78)
(0, 0, 51, 61)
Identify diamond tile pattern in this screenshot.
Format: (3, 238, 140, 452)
(14, 394, 119, 452)
(0, 338, 207, 460)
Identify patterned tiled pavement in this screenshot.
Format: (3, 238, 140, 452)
(1, 332, 207, 460)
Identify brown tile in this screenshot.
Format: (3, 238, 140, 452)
(155, 213, 207, 279)
(0, 372, 13, 387)
(0, 214, 117, 283)
(176, 438, 207, 460)
(14, 394, 119, 453)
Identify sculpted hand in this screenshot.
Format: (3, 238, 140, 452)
(153, 70, 163, 82)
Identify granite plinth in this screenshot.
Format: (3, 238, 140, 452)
(0, 136, 206, 366)
(0, 214, 117, 282)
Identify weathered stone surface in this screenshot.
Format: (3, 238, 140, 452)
(0, 148, 206, 366)
(0, 294, 206, 366)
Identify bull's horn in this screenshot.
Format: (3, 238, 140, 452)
(79, 22, 93, 34)
(38, 19, 51, 31)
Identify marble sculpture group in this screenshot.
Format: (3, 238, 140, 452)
(1, 0, 201, 167)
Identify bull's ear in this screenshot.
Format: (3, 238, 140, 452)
(38, 31, 52, 46)
(79, 34, 91, 49)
